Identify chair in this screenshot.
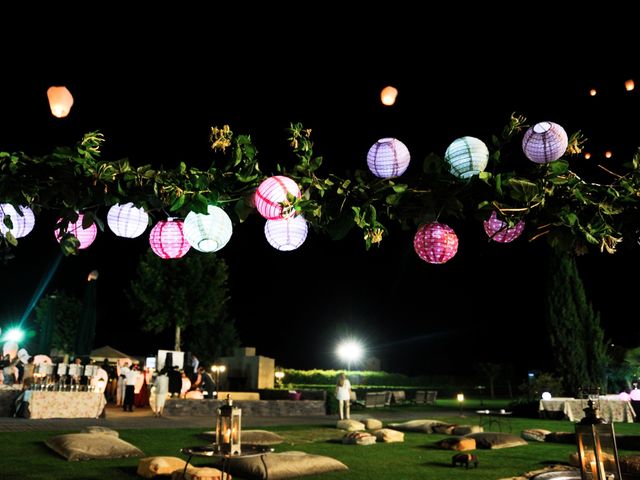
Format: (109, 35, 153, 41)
(413, 390, 426, 404)
(426, 390, 438, 405)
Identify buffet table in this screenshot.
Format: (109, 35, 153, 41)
(20, 391, 106, 419)
(539, 397, 635, 423)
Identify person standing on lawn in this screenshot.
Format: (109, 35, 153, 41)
(335, 372, 352, 420)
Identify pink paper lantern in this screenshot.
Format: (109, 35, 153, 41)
(630, 389, 640, 401)
(54, 214, 97, 249)
(413, 222, 458, 264)
(0, 204, 35, 238)
(264, 215, 308, 251)
(619, 392, 631, 401)
(254, 176, 301, 220)
(483, 211, 525, 243)
(367, 138, 411, 178)
(149, 219, 190, 259)
(522, 121, 568, 164)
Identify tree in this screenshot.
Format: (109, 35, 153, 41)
(129, 250, 238, 353)
(476, 363, 502, 399)
(33, 291, 81, 356)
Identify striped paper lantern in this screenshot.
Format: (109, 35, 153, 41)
(483, 211, 525, 243)
(149, 219, 190, 259)
(254, 176, 301, 220)
(0, 204, 35, 238)
(413, 222, 458, 264)
(367, 138, 410, 178)
(522, 121, 568, 164)
(183, 205, 233, 252)
(264, 215, 308, 251)
(107, 203, 149, 238)
(445, 136, 489, 179)
(54, 214, 97, 249)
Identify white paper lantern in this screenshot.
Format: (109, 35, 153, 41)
(47, 86, 74, 118)
(149, 219, 190, 259)
(183, 205, 233, 252)
(445, 136, 489, 179)
(367, 138, 411, 178)
(522, 121, 568, 164)
(107, 203, 149, 238)
(541, 392, 552, 400)
(54, 214, 97, 249)
(264, 215, 308, 251)
(0, 204, 35, 238)
(254, 176, 301, 220)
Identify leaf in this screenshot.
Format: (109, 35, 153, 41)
(392, 184, 407, 193)
(170, 195, 186, 212)
(548, 159, 569, 175)
(234, 198, 254, 223)
(5, 231, 17, 247)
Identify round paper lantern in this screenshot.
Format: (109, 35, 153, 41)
(264, 215, 308, 251)
(445, 136, 489, 179)
(522, 121, 568, 164)
(183, 205, 233, 252)
(483, 211, 525, 243)
(149, 219, 190, 259)
(47, 86, 74, 118)
(619, 392, 631, 401)
(54, 214, 97, 249)
(0, 204, 35, 238)
(107, 203, 149, 238)
(631, 389, 640, 401)
(541, 392, 552, 400)
(380, 86, 398, 106)
(367, 138, 410, 179)
(254, 176, 301, 220)
(413, 222, 459, 264)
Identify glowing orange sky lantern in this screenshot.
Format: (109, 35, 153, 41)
(626, 79, 635, 91)
(605, 151, 613, 159)
(589, 88, 597, 97)
(47, 86, 74, 118)
(380, 86, 398, 106)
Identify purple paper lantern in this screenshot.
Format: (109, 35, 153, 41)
(54, 214, 97, 249)
(149, 219, 190, 259)
(413, 222, 459, 264)
(107, 203, 149, 238)
(366, 138, 411, 178)
(0, 204, 35, 238)
(264, 215, 308, 251)
(522, 121, 568, 164)
(254, 176, 301, 220)
(483, 211, 525, 243)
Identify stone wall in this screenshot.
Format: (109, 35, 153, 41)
(164, 399, 326, 417)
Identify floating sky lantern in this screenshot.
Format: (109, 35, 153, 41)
(107, 203, 149, 238)
(367, 138, 411, 178)
(522, 121, 568, 164)
(54, 214, 97, 249)
(589, 88, 597, 97)
(254, 176, 301, 220)
(183, 205, 233, 252)
(47, 86, 74, 118)
(149, 219, 190, 259)
(264, 215, 308, 251)
(413, 222, 459, 264)
(380, 86, 398, 106)
(0, 204, 35, 238)
(444, 136, 489, 179)
(626, 79, 635, 92)
(483, 211, 525, 243)
(584, 152, 592, 160)
(605, 150, 613, 159)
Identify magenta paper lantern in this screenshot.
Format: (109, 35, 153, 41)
(367, 138, 411, 178)
(107, 203, 149, 238)
(149, 219, 190, 259)
(413, 222, 459, 264)
(254, 176, 301, 220)
(522, 121, 568, 163)
(264, 215, 308, 251)
(483, 211, 525, 243)
(54, 214, 97, 249)
(0, 204, 35, 238)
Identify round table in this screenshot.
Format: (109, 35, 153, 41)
(180, 443, 275, 480)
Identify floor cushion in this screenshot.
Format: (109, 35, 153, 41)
(138, 456, 188, 478)
(172, 466, 226, 480)
(435, 436, 476, 451)
(80, 426, 119, 437)
(336, 419, 365, 431)
(342, 431, 376, 445)
(521, 428, 551, 442)
(387, 419, 446, 433)
(432, 424, 457, 435)
(620, 455, 640, 475)
(219, 451, 348, 480)
(363, 418, 383, 430)
(45, 433, 144, 461)
(372, 428, 404, 443)
(452, 425, 483, 435)
(465, 432, 527, 449)
(201, 430, 285, 446)
(545, 432, 576, 444)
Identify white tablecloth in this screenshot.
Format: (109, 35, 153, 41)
(539, 398, 635, 423)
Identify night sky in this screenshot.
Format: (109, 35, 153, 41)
(1, 33, 639, 377)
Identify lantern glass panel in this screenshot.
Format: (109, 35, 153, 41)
(215, 396, 241, 455)
(575, 423, 622, 480)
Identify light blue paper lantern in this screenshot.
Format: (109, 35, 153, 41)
(367, 138, 411, 178)
(444, 136, 489, 179)
(184, 205, 233, 253)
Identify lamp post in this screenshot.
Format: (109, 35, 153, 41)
(211, 365, 226, 399)
(274, 370, 285, 388)
(336, 339, 363, 372)
(457, 393, 465, 417)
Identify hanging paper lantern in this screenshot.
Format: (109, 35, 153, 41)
(367, 138, 411, 178)
(380, 86, 398, 106)
(0, 204, 35, 238)
(264, 215, 308, 251)
(413, 222, 458, 264)
(483, 211, 525, 243)
(444, 136, 489, 179)
(254, 176, 301, 220)
(522, 121, 568, 164)
(107, 203, 149, 238)
(54, 214, 97, 249)
(149, 218, 190, 259)
(183, 205, 233, 252)
(47, 86, 74, 118)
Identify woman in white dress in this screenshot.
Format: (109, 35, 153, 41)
(335, 372, 352, 420)
(151, 372, 169, 417)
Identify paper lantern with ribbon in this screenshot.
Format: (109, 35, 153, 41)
(183, 205, 233, 252)
(0, 204, 35, 238)
(149, 219, 190, 259)
(107, 203, 149, 238)
(254, 176, 301, 220)
(264, 215, 308, 251)
(367, 138, 411, 178)
(522, 121, 568, 164)
(47, 86, 74, 118)
(483, 211, 525, 243)
(55, 214, 97, 249)
(413, 222, 458, 264)
(445, 136, 489, 179)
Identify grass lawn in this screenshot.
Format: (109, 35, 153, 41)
(2, 415, 640, 479)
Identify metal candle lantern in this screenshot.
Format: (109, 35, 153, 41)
(575, 400, 622, 480)
(216, 394, 241, 454)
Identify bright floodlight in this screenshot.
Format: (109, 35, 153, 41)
(4, 327, 24, 343)
(336, 340, 363, 370)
